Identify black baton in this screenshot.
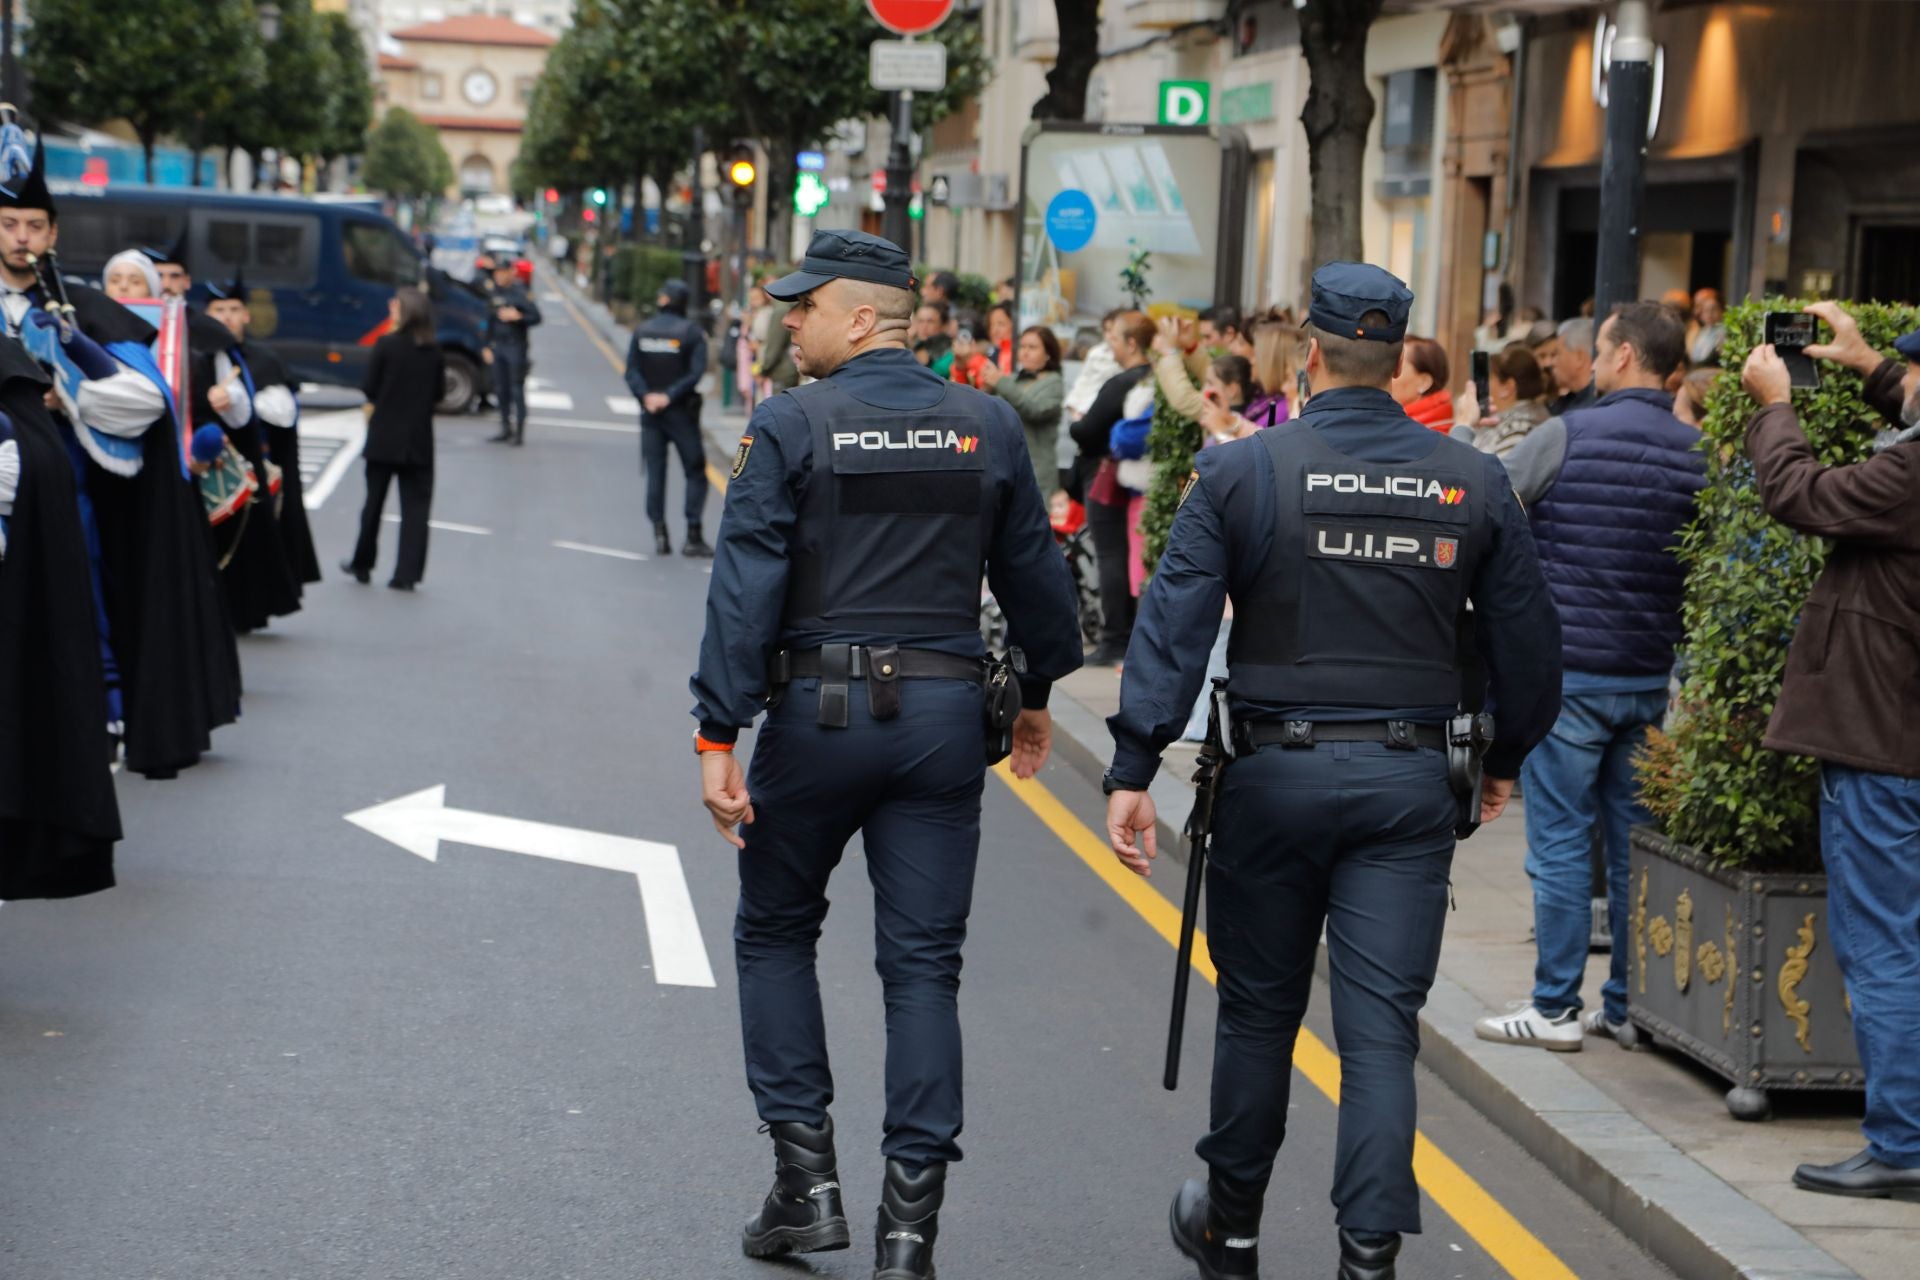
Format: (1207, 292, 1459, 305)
(1165, 678, 1233, 1091)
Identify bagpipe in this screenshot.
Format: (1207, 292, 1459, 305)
(18, 250, 145, 478)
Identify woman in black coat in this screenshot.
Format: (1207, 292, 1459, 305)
(344, 290, 444, 590)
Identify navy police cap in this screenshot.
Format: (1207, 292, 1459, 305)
(1308, 261, 1414, 344)
(1894, 328, 1920, 361)
(766, 229, 916, 301)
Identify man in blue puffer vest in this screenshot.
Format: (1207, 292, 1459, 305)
(1475, 300, 1705, 1053)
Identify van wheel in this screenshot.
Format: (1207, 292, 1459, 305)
(438, 352, 481, 415)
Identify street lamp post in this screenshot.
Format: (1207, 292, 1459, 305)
(2, 1, 19, 109)
(683, 126, 708, 324)
(256, 4, 283, 191)
(880, 90, 914, 254)
(1593, 0, 1654, 324)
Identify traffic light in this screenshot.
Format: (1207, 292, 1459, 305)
(544, 187, 559, 204)
(793, 171, 829, 218)
(582, 207, 597, 224)
(725, 145, 756, 208)
(588, 187, 609, 207)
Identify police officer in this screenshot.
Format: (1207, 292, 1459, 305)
(482, 258, 541, 445)
(625, 278, 711, 556)
(691, 229, 1081, 1280)
(1103, 263, 1563, 1280)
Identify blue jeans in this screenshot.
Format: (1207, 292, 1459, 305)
(1521, 688, 1667, 1023)
(1820, 764, 1920, 1168)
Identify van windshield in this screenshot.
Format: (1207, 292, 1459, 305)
(342, 221, 423, 289)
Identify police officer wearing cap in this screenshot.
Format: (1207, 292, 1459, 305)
(1103, 263, 1563, 1280)
(625, 277, 712, 556)
(690, 229, 1081, 1279)
(482, 257, 540, 445)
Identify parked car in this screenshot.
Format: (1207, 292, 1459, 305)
(45, 182, 489, 415)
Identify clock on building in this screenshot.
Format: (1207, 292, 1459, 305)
(463, 69, 498, 106)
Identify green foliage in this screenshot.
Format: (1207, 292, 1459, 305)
(362, 107, 452, 201)
(1119, 243, 1153, 309)
(609, 245, 690, 311)
(1637, 298, 1920, 869)
(1139, 374, 1201, 579)
(913, 265, 994, 316)
(315, 12, 375, 164)
(27, 0, 259, 178)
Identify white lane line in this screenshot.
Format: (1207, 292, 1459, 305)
(606, 395, 640, 417)
(542, 293, 563, 302)
(526, 390, 574, 411)
(301, 409, 366, 511)
(525, 416, 638, 434)
(383, 515, 493, 535)
(553, 540, 650, 561)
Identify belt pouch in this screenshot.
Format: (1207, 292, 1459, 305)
(867, 645, 902, 721)
(817, 643, 851, 728)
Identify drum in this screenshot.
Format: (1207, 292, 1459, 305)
(199, 438, 257, 569)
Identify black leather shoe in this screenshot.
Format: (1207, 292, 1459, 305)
(682, 524, 715, 558)
(386, 580, 416, 592)
(1337, 1228, 1400, 1280)
(874, 1158, 944, 1279)
(339, 559, 370, 585)
(1169, 1173, 1262, 1278)
(740, 1118, 850, 1258)
(1085, 643, 1129, 667)
(1794, 1149, 1920, 1201)
(653, 523, 672, 556)
(487, 431, 512, 443)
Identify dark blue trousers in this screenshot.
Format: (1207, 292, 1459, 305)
(736, 677, 986, 1170)
(1197, 740, 1457, 1234)
(640, 409, 707, 526)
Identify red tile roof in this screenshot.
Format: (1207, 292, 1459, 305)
(414, 114, 525, 134)
(390, 15, 557, 47)
(377, 53, 420, 70)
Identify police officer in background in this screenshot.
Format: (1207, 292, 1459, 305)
(691, 229, 1081, 1280)
(482, 257, 541, 445)
(625, 278, 711, 556)
(1103, 263, 1563, 1280)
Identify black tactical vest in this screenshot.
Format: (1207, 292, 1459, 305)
(1223, 421, 1488, 708)
(632, 313, 695, 396)
(780, 376, 998, 636)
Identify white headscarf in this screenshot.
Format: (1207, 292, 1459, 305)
(103, 249, 161, 299)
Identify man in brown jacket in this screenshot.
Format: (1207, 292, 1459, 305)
(1742, 302, 1920, 1202)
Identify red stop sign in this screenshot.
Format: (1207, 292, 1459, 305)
(866, 0, 953, 36)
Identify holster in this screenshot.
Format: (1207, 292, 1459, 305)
(817, 643, 851, 729)
(866, 644, 901, 722)
(983, 652, 1022, 765)
(1448, 711, 1496, 840)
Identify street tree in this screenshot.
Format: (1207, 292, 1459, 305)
(314, 12, 375, 187)
(1298, 0, 1386, 268)
(25, 0, 259, 182)
(1031, 0, 1101, 120)
(254, 0, 335, 185)
(363, 107, 453, 212)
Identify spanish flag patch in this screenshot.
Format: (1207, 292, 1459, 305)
(731, 434, 754, 480)
(1178, 468, 1200, 507)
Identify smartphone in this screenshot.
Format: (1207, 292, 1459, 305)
(1765, 312, 1820, 390)
(1471, 350, 1492, 419)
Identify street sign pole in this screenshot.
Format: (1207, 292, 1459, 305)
(882, 87, 915, 254)
(1594, 0, 1653, 329)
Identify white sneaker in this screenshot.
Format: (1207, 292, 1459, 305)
(1581, 1009, 1623, 1036)
(1474, 1002, 1583, 1052)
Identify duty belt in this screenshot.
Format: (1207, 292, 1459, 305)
(769, 644, 986, 729)
(1236, 718, 1447, 752)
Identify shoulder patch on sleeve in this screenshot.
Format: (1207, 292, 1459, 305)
(730, 434, 754, 480)
(1178, 468, 1200, 507)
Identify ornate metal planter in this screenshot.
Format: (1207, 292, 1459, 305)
(1627, 826, 1861, 1120)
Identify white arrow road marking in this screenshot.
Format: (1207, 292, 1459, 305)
(346, 786, 715, 988)
(300, 408, 367, 511)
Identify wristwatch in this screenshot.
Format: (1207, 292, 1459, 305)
(1101, 770, 1144, 795)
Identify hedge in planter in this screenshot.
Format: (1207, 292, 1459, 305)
(1138, 377, 1200, 582)
(1632, 298, 1918, 1118)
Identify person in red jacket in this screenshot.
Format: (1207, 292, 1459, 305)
(1391, 335, 1454, 431)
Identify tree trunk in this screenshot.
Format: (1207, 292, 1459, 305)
(1299, 0, 1384, 269)
(1032, 0, 1102, 120)
(763, 132, 801, 264)
(140, 128, 157, 185)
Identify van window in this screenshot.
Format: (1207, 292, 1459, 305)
(342, 220, 422, 288)
(49, 204, 183, 273)
(196, 210, 319, 288)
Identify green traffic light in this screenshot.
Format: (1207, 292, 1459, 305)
(793, 172, 829, 218)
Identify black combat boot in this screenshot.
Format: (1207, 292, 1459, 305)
(681, 523, 714, 558)
(1169, 1171, 1263, 1278)
(873, 1159, 944, 1279)
(740, 1118, 850, 1258)
(653, 523, 672, 556)
(1337, 1228, 1401, 1280)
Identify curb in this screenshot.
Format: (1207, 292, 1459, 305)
(1044, 707, 1861, 1280)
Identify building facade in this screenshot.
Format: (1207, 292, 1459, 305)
(378, 14, 556, 197)
(377, 0, 574, 37)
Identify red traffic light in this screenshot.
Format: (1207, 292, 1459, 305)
(544, 187, 559, 204)
(582, 208, 597, 223)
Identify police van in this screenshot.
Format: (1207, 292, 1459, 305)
(45, 183, 491, 414)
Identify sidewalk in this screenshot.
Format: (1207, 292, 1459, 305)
(1046, 665, 1911, 1280)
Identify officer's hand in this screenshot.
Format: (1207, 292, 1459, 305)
(1803, 301, 1879, 374)
(482, 347, 494, 365)
(1106, 789, 1158, 876)
(1741, 344, 1793, 408)
(1009, 708, 1051, 779)
(643, 392, 671, 414)
(1481, 775, 1516, 825)
(700, 751, 755, 848)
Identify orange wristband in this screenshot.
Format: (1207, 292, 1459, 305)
(694, 734, 736, 754)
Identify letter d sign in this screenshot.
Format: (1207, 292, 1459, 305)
(1157, 81, 1211, 126)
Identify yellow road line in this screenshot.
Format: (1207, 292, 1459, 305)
(990, 763, 1578, 1280)
(549, 281, 729, 494)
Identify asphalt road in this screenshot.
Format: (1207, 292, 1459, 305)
(0, 288, 1673, 1280)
